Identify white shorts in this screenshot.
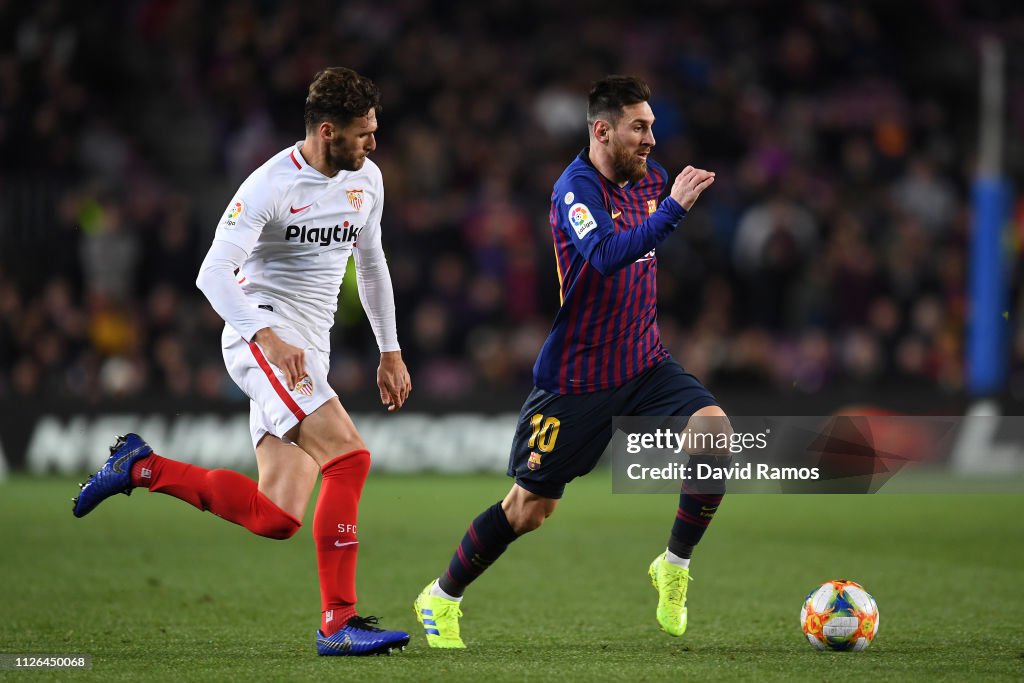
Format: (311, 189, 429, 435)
(221, 324, 337, 448)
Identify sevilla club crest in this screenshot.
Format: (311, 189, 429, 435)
(346, 189, 364, 210)
(293, 375, 314, 397)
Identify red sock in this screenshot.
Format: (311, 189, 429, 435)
(315, 450, 371, 636)
(131, 455, 301, 540)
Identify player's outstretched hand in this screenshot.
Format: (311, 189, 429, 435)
(378, 351, 411, 412)
(670, 165, 716, 212)
(253, 327, 307, 391)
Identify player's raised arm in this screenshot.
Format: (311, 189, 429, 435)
(560, 174, 691, 276)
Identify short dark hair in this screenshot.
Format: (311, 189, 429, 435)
(304, 67, 381, 131)
(587, 75, 651, 126)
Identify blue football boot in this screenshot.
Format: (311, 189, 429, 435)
(72, 434, 153, 518)
(316, 616, 410, 656)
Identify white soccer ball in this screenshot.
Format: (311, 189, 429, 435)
(800, 579, 879, 651)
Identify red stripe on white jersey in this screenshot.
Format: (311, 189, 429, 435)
(289, 150, 302, 169)
(249, 342, 306, 422)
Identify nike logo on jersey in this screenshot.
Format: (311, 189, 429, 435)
(611, 210, 622, 220)
(635, 248, 656, 263)
(334, 540, 358, 548)
(289, 203, 313, 214)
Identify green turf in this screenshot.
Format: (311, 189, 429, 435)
(1, 473, 1022, 681)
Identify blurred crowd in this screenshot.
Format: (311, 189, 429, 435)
(2, 0, 1023, 405)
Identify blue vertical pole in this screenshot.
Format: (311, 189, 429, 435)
(967, 177, 1009, 395)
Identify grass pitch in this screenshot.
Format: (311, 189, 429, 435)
(1, 472, 1022, 681)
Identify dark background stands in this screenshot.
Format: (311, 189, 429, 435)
(1, 0, 1022, 410)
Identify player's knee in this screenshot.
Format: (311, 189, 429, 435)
(294, 404, 367, 465)
(307, 433, 367, 466)
(508, 502, 554, 535)
(686, 407, 734, 456)
(341, 434, 368, 455)
(509, 512, 543, 535)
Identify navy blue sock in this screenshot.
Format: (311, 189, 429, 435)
(668, 476, 724, 559)
(438, 502, 518, 597)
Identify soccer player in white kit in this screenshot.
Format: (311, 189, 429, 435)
(72, 67, 412, 656)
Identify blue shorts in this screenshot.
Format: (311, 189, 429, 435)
(507, 359, 718, 499)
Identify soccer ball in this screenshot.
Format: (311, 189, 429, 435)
(800, 579, 879, 651)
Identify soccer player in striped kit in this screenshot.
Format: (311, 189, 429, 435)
(73, 67, 411, 656)
(415, 75, 730, 647)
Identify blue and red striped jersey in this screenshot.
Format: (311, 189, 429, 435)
(533, 149, 688, 394)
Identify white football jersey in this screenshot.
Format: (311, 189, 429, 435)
(212, 142, 387, 353)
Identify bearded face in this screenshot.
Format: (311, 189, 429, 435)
(601, 101, 655, 184)
(325, 110, 378, 173)
(609, 134, 650, 183)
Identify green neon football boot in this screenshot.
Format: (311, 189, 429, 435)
(414, 582, 466, 649)
(648, 552, 691, 637)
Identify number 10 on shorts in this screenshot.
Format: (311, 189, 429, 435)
(528, 414, 561, 453)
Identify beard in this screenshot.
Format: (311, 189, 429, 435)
(326, 143, 366, 173)
(610, 140, 649, 183)
(333, 153, 365, 173)
(343, 155, 366, 172)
